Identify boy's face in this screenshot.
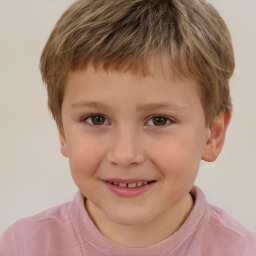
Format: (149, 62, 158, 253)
(60, 63, 212, 228)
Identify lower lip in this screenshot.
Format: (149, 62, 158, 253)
(103, 181, 156, 198)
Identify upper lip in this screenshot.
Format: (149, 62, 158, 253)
(103, 178, 155, 184)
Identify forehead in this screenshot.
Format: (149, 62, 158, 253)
(66, 57, 201, 100)
(64, 62, 201, 110)
(67, 58, 195, 89)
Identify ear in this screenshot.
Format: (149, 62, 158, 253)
(58, 129, 69, 158)
(201, 109, 232, 162)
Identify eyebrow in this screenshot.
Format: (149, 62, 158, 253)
(72, 101, 115, 112)
(72, 101, 186, 113)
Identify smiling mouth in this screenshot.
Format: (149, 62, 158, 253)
(105, 180, 156, 188)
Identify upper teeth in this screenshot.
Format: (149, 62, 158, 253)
(108, 181, 150, 188)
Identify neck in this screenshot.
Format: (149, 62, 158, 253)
(85, 193, 194, 247)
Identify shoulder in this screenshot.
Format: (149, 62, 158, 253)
(205, 203, 256, 255)
(207, 204, 254, 240)
(189, 187, 256, 255)
(0, 201, 73, 254)
(2, 200, 72, 235)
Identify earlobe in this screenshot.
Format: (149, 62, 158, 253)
(58, 130, 69, 157)
(201, 109, 232, 162)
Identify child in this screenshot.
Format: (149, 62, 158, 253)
(1, 0, 255, 255)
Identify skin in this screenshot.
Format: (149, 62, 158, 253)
(59, 63, 231, 247)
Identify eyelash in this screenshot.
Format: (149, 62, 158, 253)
(81, 114, 175, 128)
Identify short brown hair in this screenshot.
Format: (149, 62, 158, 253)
(40, 0, 235, 129)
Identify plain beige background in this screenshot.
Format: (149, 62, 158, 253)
(0, 0, 255, 236)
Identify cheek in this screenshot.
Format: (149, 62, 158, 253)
(149, 134, 202, 180)
(67, 135, 105, 179)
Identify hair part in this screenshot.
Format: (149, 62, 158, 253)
(40, 0, 235, 129)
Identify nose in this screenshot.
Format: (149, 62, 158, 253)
(107, 127, 146, 168)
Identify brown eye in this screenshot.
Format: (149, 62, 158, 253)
(146, 116, 172, 127)
(152, 116, 168, 126)
(84, 115, 109, 126)
(91, 115, 106, 125)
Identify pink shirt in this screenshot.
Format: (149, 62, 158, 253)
(1, 186, 255, 255)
